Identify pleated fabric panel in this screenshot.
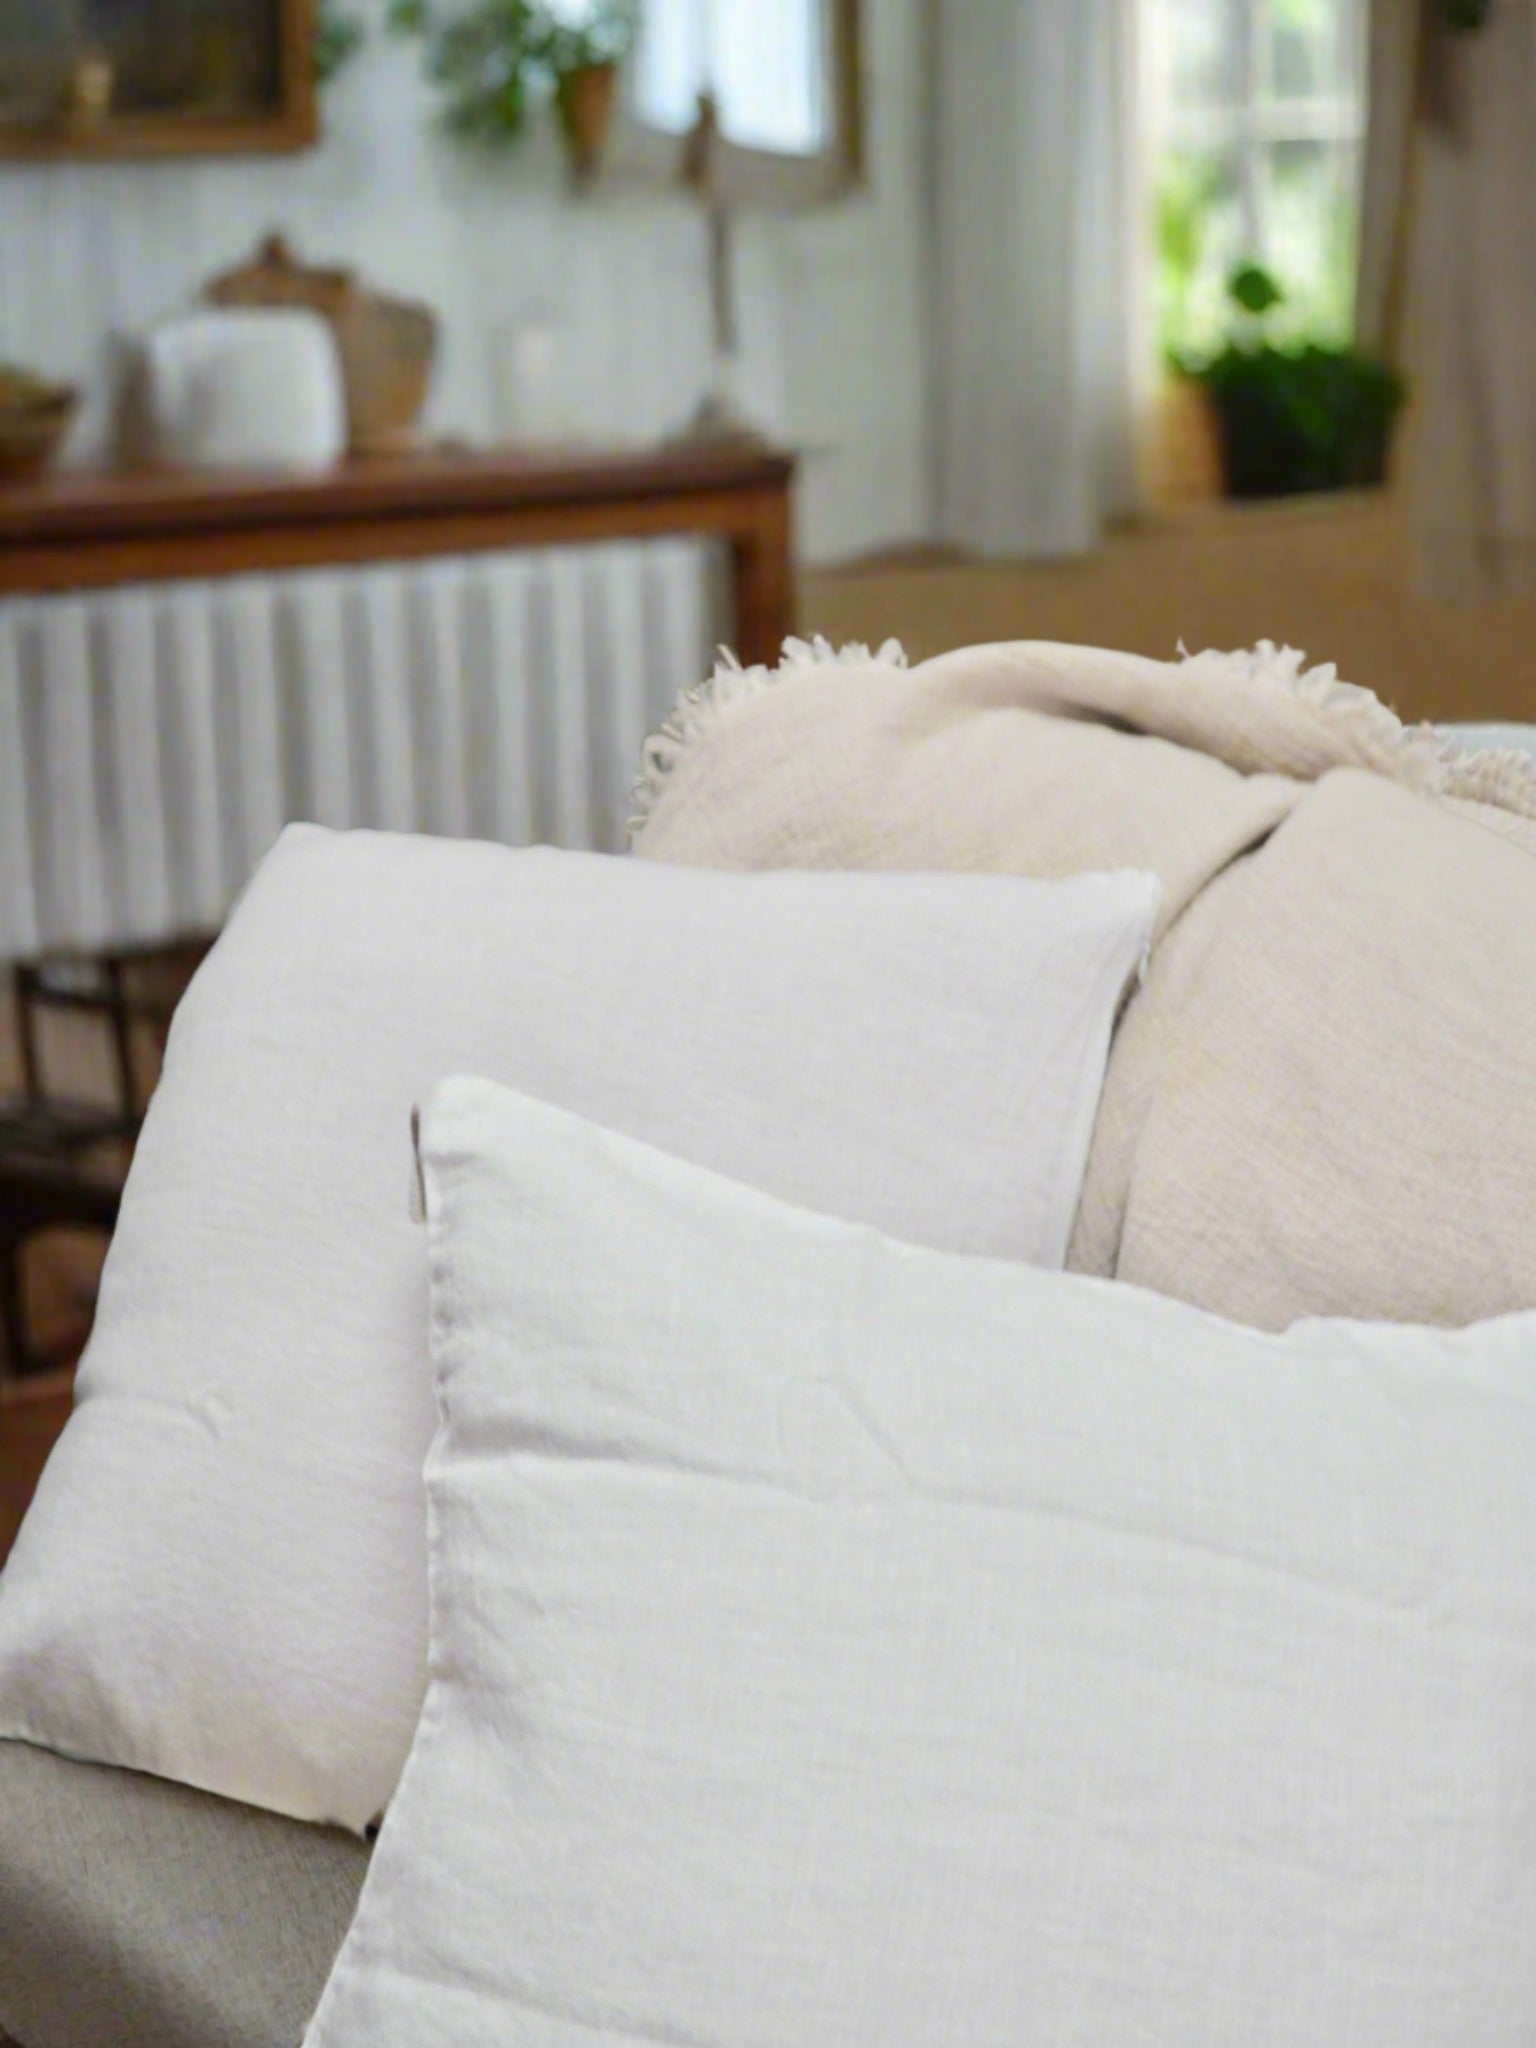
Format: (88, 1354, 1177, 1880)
(0, 539, 712, 961)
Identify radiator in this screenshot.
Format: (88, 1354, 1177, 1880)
(0, 539, 714, 961)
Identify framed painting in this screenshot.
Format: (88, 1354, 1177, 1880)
(0, 0, 317, 159)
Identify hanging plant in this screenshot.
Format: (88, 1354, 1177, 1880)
(315, 1, 368, 83)
(546, 2, 639, 177)
(540, 0, 640, 73)
(387, 0, 545, 143)
(387, 0, 640, 151)
(1442, 0, 1494, 28)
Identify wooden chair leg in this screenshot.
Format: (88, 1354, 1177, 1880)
(13, 968, 42, 1106)
(0, 1232, 27, 1379)
(103, 957, 138, 1122)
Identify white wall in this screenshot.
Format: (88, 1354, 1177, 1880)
(0, 0, 931, 564)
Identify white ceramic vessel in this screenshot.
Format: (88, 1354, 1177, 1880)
(139, 308, 347, 471)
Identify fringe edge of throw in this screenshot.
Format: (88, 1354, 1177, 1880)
(627, 635, 908, 845)
(629, 631, 1536, 847)
(1179, 640, 1536, 824)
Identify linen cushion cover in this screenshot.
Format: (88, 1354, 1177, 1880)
(307, 1077, 1536, 2048)
(0, 827, 1156, 1831)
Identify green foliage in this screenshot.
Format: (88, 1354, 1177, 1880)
(1442, 0, 1494, 27)
(403, 0, 544, 143)
(542, 0, 641, 70)
(1156, 155, 1213, 359)
(388, 0, 641, 144)
(1185, 267, 1407, 499)
(1156, 95, 1364, 364)
(1228, 262, 1283, 318)
(315, 1, 367, 83)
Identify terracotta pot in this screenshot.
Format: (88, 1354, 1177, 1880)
(556, 63, 618, 184)
(1143, 372, 1223, 505)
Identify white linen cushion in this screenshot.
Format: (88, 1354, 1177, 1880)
(307, 1077, 1536, 2048)
(1444, 721, 1536, 761)
(0, 828, 1156, 1831)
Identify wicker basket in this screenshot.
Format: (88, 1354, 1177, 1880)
(0, 370, 78, 482)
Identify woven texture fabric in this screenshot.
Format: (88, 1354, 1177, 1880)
(0, 1740, 366, 2048)
(635, 638, 1536, 1327)
(309, 1079, 1536, 2048)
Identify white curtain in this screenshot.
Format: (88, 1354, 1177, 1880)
(1361, 0, 1536, 599)
(1356, 0, 1423, 357)
(1411, 1, 1536, 598)
(933, 0, 1141, 559)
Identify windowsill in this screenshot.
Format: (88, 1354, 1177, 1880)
(1138, 375, 1400, 533)
(1132, 485, 1397, 536)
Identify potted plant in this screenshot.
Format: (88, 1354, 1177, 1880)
(1185, 264, 1407, 501)
(387, 0, 640, 170)
(387, 0, 548, 145)
(545, 0, 640, 180)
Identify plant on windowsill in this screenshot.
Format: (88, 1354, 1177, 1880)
(386, 0, 640, 177)
(1182, 264, 1407, 502)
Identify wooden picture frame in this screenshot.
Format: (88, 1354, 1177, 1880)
(0, 0, 317, 162)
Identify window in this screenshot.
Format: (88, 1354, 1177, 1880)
(635, 0, 826, 157)
(1147, 0, 1367, 357)
(620, 0, 861, 202)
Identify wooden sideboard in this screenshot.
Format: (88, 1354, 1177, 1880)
(0, 442, 797, 668)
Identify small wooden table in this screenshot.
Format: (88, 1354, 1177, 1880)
(0, 442, 797, 668)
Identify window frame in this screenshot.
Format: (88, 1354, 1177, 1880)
(1150, 0, 1367, 334)
(604, 0, 863, 206)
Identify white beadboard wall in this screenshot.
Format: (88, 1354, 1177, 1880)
(0, 0, 931, 565)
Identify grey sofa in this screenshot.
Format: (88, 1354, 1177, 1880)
(0, 1741, 367, 2048)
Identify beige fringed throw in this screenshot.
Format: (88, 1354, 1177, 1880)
(632, 638, 1536, 1331)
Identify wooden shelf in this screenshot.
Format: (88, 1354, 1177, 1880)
(0, 442, 799, 667)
